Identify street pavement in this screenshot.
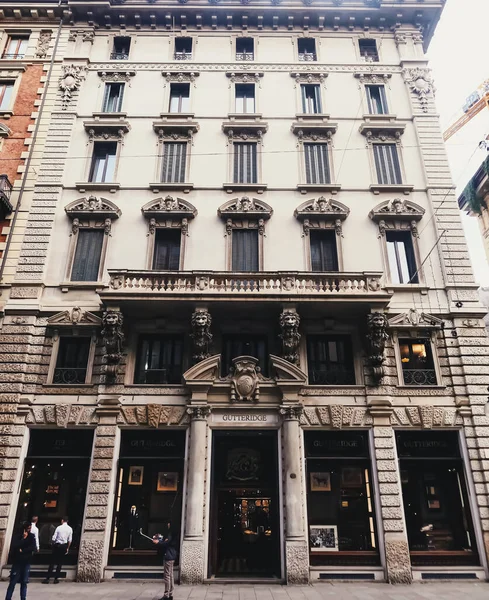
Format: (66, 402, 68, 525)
(1, 581, 489, 600)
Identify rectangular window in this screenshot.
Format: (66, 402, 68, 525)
(232, 229, 259, 272)
(102, 82, 124, 113)
(233, 142, 257, 184)
(0, 82, 14, 110)
(134, 335, 184, 384)
(71, 229, 104, 282)
(222, 334, 268, 376)
(53, 337, 91, 385)
(399, 339, 437, 386)
(235, 83, 255, 114)
(359, 38, 379, 62)
(153, 229, 181, 270)
(304, 143, 330, 184)
(89, 141, 117, 183)
(3, 36, 28, 59)
(298, 38, 316, 61)
(310, 230, 338, 272)
(111, 36, 130, 60)
(386, 230, 418, 284)
(175, 37, 192, 60)
(307, 335, 355, 385)
(161, 142, 187, 183)
(169, 82, 190, 113)
(236, 37, 254, 61)
(373, 143, 402, 185)
(366, 85, 388, 115)
(301, 84, 322, 114)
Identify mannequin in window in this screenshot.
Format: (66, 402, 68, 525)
(126, 505, 139, 551)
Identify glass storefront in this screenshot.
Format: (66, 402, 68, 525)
(305, 431, 379, 566)
(108, 430, 186, 566)
(11, 429, 93, 565)
(397, 431, 479, 566)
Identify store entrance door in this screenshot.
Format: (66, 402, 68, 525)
(210, 431, 280, 578)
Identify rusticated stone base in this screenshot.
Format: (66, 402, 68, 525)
(285, 540, 309, 584)
(180, 538, 204, 584)
(76, 539, 105, 582)
(384, 536, 412, 584)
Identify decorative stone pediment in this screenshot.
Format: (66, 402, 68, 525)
(97, 70, 136, 83)
(290, 71, 328, 87)
(226, 71, 264, 87)
(388, 309, 444, 330)
(163, 71, 200, 85)
(369, 198, 424, 222)
(142, 196, 197, 220)
(218, 197, 273, 220)
(47, 307, 102, 328)
(354, 72, 392, 87)
(270, 354, 306, 383)
(294, 196, 349, 220)
(183, 354, 221, 383)
(65, 196, 122, 220)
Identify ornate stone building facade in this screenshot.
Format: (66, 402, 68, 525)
(2, 0, 489, 587)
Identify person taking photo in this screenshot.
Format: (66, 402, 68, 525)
(5, 521, 36, 600)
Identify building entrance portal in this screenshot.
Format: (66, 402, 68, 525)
(210, 430, 280, 579)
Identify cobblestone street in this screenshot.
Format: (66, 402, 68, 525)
(1, 582, 489, 600)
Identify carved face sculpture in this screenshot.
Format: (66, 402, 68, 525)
(391, 198, 404, 213)
(280, 310, 300, 330)
(103, 311, 121, 327)
(192, 311, 211, 329)
(164, 196, 175, 211)
(240, 197, 252, 212)
(368, 313, 388, 330)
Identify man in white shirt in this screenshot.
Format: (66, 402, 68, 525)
(30, 516, 39, 552)
(42, 517, 73, 584)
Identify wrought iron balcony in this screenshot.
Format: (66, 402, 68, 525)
(236, 52, 254, 61)
(104, 270, 387, 301)
(0, 174, 12, 219)
(174, 52, 192, 60)
(298, 52, 317, 61)
(402, 369, 437, 386)
(110, 52, 129, 60)
(53, 367, 87, 385)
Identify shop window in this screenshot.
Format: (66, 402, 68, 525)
(0, 81, 14, 110)
(232, 229, 259, 272)
(373, 143, 402, 185)
(109, 430, 185, 566)
(399, 338, 437, 386)
(169, 82, 190, 113)
(386, 230, 418, 284)
(111, 36, 130, 60)
(134, 335, 184, 385)
(89, 141, 117, 183)
(71, 229, 104, 282)
(301, 84, 322, 114)
(222, 334, 268, 376)
(3, 36, 28, 59)
(161, 142, 187, 183)
(396, 431, 479, 566)
(305, 431, 379, 566)
(233, 142, 258, 184)
(11, 429, 93, 565)
(304, 143, 331, 184)
(310, 229, 338, 272)
(235, 83, 255, 114)
(307, 335, 355, 385)
(153, 228, 181, 270)
(236, 37, 254, 61)
(174, 37, 192, 60)
(359, 38, 379, 62)
(102, 82, 124, 113)
(366, 85, 388, 115)
(53, 337, 91, 385)
(298, 38, 316, 61)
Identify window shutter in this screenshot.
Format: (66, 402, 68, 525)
(305, 144, 330, 184)
(374, 144, 401, 184)
(232, 229, 259, 271)
(116, 83, 124, 111)
(301, 85, 307, 113)
(71, 229, 104, 282)
(153, 229, 181, 270)
(233, 143, 257, 184)
(102, 84, 111, 112)
(162, 142, 187, 183)
(313, 85, 322, 113)
(379, 85, 388, 113)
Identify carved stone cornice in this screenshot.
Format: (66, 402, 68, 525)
(142, 196, 197, 220)
(354, 71, 392, 88)
(163, 71, 200, 85)
(290, 71, 328, 87)
(280, 405, 303, 421)
(187, 405, 212, 420)
(97, 70, 136, 83)
(388, 309, 444, 330)
(218, 196, 272, 220)
(47, 307, 102, 329)
(369, 198, 424, 223)
(226, 71, 264, 87)
(294, 196, 349, 236)
(65, 196, 122, 220)
(154, 124, 198, 140)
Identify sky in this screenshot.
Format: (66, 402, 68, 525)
(427, 0, 489, 286)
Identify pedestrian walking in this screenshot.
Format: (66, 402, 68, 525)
(152, 522, 178, 600)
(30, 517, 39, 553)
(5, 521, 37, 600)
(42, 516, 72, 584)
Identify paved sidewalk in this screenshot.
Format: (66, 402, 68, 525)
(1, 581, 489, 600)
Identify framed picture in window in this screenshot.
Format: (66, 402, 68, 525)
(341, 467, 363, 488)
(310, 472, 331, 492)
(44, 500, 57, 509)
(128, 466, 144, 486)
(309, 525, 338, 552)
(157, 471, 178, 492)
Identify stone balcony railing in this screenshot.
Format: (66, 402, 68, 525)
(104, 270, 388, 301)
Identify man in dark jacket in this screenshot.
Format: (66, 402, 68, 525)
(5, 522, 37, 600)
(153, 522, 178, 600)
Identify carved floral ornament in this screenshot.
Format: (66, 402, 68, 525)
(142, 196, 197, 236)
(218, 197, 272, 219)
(402, 67, 435, 113)
(65, 196, 121, 235)
(294, 196, 349, 236)
(354, 72, 392, 88)
(98, 70, 136, 84)
(163, 71, 199, 86)
(388, 309, 444, 330)
(58, 64, 87, 110)
(290, 71, 328, 87)
(35, 30, 52, 59)
(369, 198, 424, 237)
(226, 72, 264, 87)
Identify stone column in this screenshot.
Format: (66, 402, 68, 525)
(281, 405, 309, 584)
(77, 399, 120, 582)
(180, 405, 210, 584)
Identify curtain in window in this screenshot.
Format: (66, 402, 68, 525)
(232, 229, 259, 272)
(161, 142, 187, 183)
(385, 231, 418, 284)
(304, 143, 330, 184)
(153, 229, 181, 270)
(307, 335, 355, 385)
(366, 85, 387, 115)
(373, 143, 402, 185)
(71, 229, 104, 282)
(89, 142, 117, 183)
(310, 230, 338, 272)
(135, 336, 184, 384)
(102, 83, 124, 112)
(233, 142, 258, 184)
(301, 84, 321, 114)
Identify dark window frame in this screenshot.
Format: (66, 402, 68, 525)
(359, 38, 379, 62)
(111, 36, 131, 60)
(373, 143, 402, 185)
(70, 228, 105, 282)
(236, 37, 254, 60)
(134, 335, 185, 385)
(2, 35, 28, 59)
(231, 228, 259, 272)
(89, 141, 118, 183)
(301, 83, 322, 114)
(385, 230, 418, 284)
(152, 228, 181, 271)
(235, 83, 256, 114)
(304, 143, 331, 185)
(161, 141, 187, 183)
(174, 37, 193, 60)
(53, 336, 92, 385)
(169, 82, 190, 113)
(365, 84, 388, 115)
(233, 142, 258, 184)
(309, 229, 339, 272)
(307, 335, 356, 385)
(399, 337, 437, 386)
(221, 334, 268, 376)
(298, 38, 317, 61)
(102, 82, 125, 113)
